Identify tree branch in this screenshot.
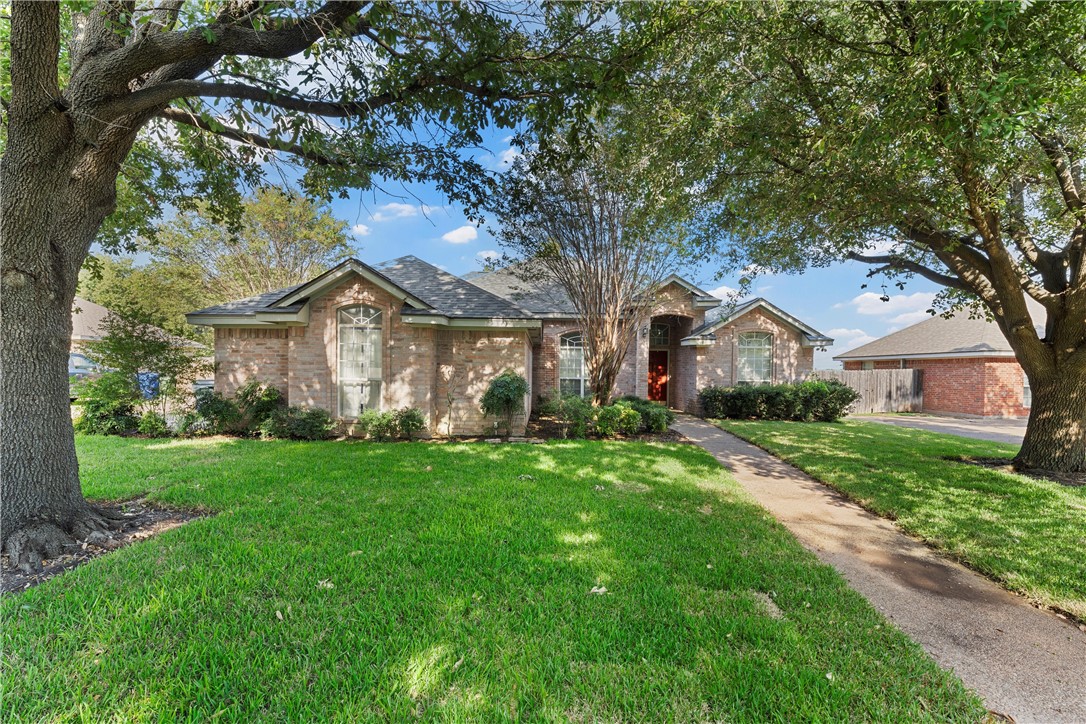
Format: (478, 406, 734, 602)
(846, 251, 970, 291)
(157, 107, 350, 168)
(98, 74, 547, 123)
(98, 1, 368, 89)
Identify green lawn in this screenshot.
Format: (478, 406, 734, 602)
(713, 420, 1086, 621)
(2, 436, 983, 721)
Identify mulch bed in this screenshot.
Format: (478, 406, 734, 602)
(1, 500, 204, 595)
(947, 456, 1086, 488)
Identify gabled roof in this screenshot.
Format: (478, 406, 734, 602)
(682, 298, 834, 348)
(187, 256, 536, 327)
(72, 296, 112, 341)
(834, 302, 1045, 361)
(467, 267, 722, 317)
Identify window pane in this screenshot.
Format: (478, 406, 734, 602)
(339, 305, 383, 416)
(650, 323, 670, 346)
(558, 333, 587, 396)
(737, 332, 772, 384)
(559, 379, 581, 397)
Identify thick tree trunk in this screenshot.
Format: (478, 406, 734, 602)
(1016, 364, 1086, 473)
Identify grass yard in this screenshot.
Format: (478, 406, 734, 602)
(2, 436, 984, 721)
(713, 419, 1086, 622)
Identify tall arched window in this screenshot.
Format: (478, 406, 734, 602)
(737, 331, 773, 385)
(338, 305, 383, 417)
(558, 332, 588, 397)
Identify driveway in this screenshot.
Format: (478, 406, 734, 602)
(856, 414, 1026, 445)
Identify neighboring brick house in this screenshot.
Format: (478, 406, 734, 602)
(834, 307, 1044, 418)
(187, 256, 831, 435)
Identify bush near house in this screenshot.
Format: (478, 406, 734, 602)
(259, 406, 338, 441)
(538, 395, 672, 439)
(699, 380, 859, 422)
(481, 370, 530, 436)
(73, 372, 141, 435)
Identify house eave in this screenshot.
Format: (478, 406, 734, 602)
(400, 314, 542, 331)
(833, 350, 1017, 362)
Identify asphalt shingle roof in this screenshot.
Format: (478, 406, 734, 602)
(187, 284, 308, 317)
(189, 257, 535, 320)
(465, 266, 576, 316)
(374, 256, 534, 318)
(835, 301, 1046, 360)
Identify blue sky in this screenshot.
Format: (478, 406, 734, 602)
(328, 130, 943, 370)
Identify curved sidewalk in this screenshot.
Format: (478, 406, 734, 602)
(672, 416, 1086, 723)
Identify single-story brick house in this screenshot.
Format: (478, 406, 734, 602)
(834, 305, 1045, 418)
(186, 256, 831, 435)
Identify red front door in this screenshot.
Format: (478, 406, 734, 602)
(648, 350, 669, 403)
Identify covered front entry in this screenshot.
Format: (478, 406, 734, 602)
(648, 350, 669, 402)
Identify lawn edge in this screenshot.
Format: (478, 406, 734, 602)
(707, 419, 1086, 628)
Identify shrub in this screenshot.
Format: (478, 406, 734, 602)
(394, 407, 426, 440)
(615, 395, 674, 433)
(539, 394, 594, 439)
(698, 380, 860, 422)
(194, 388, 242, 434)
(137, 411, 170, 437)
(358, 408, 398, 441)
(74, 372, 140, 435)
(480, 370, 529, 436)
(260, 406, 338, 440)
(235, 380, 284, 432)
(594, 402, 642, 438)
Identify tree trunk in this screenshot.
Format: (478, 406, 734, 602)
(1015, 364, 1086, 473)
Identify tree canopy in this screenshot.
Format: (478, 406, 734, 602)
(618, 1, 1086, 471)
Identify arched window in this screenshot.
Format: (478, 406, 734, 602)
(737, 331, 772, 385)
(338, 305, 383, 417)
(558, 332, 589, 398)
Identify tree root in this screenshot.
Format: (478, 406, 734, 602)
(3, 506, 124, 573)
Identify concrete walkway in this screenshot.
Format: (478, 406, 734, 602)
(672, 416, 1086, 723)
(858, 414, 1027, 445)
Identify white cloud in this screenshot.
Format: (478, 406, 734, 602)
(838, 291, 936, 322)
(370, 202, 438, 222)
(497, 147, 521, 167)
(442, 225, 478, 244)
(707, 284, 739, 299)
(475, 250, 500, 265)
(826, 327, 878, 350)
(351, 223, 371, 237)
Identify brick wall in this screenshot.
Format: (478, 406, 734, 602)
(215, 274, 530, 436)
(694, 308, 814, 400)
(434, 330, 531, 436)
(214, 328, 289, 395)
(843, 356, 1028, 417)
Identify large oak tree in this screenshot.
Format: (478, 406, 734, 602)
(0, 0, 622, 567)
(623, 1, 1086, 472)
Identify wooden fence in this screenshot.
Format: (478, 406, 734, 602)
(811, 369, 923, 414)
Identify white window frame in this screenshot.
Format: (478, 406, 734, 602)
(1023, 376, 1032, 409)
(737, 331, 773, 385)
(558, 332, 589, 398)
(338, 305, 383, 418)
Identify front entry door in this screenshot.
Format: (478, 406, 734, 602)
(648, 350, 669, 403)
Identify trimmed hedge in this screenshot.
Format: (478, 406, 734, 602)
(537, 394, 673, 438)
(699, 380, 859, 422)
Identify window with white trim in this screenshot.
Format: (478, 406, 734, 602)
(338, 305, 383, 417)
(1023, 376, 1032, 409)
(558, 332, 589, 397)
(737, 332, 773, 385)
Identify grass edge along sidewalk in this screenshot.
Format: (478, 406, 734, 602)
(712, 419, 1086, 623)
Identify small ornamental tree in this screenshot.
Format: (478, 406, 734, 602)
(82, 309, 212, 420)
(494, 139, 689, 405)
(480, 370, 530, 437)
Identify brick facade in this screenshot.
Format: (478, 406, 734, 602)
(212, 275, 822, 431)
(213, 275, 530, 436)
(843, 356, 1029, 417)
